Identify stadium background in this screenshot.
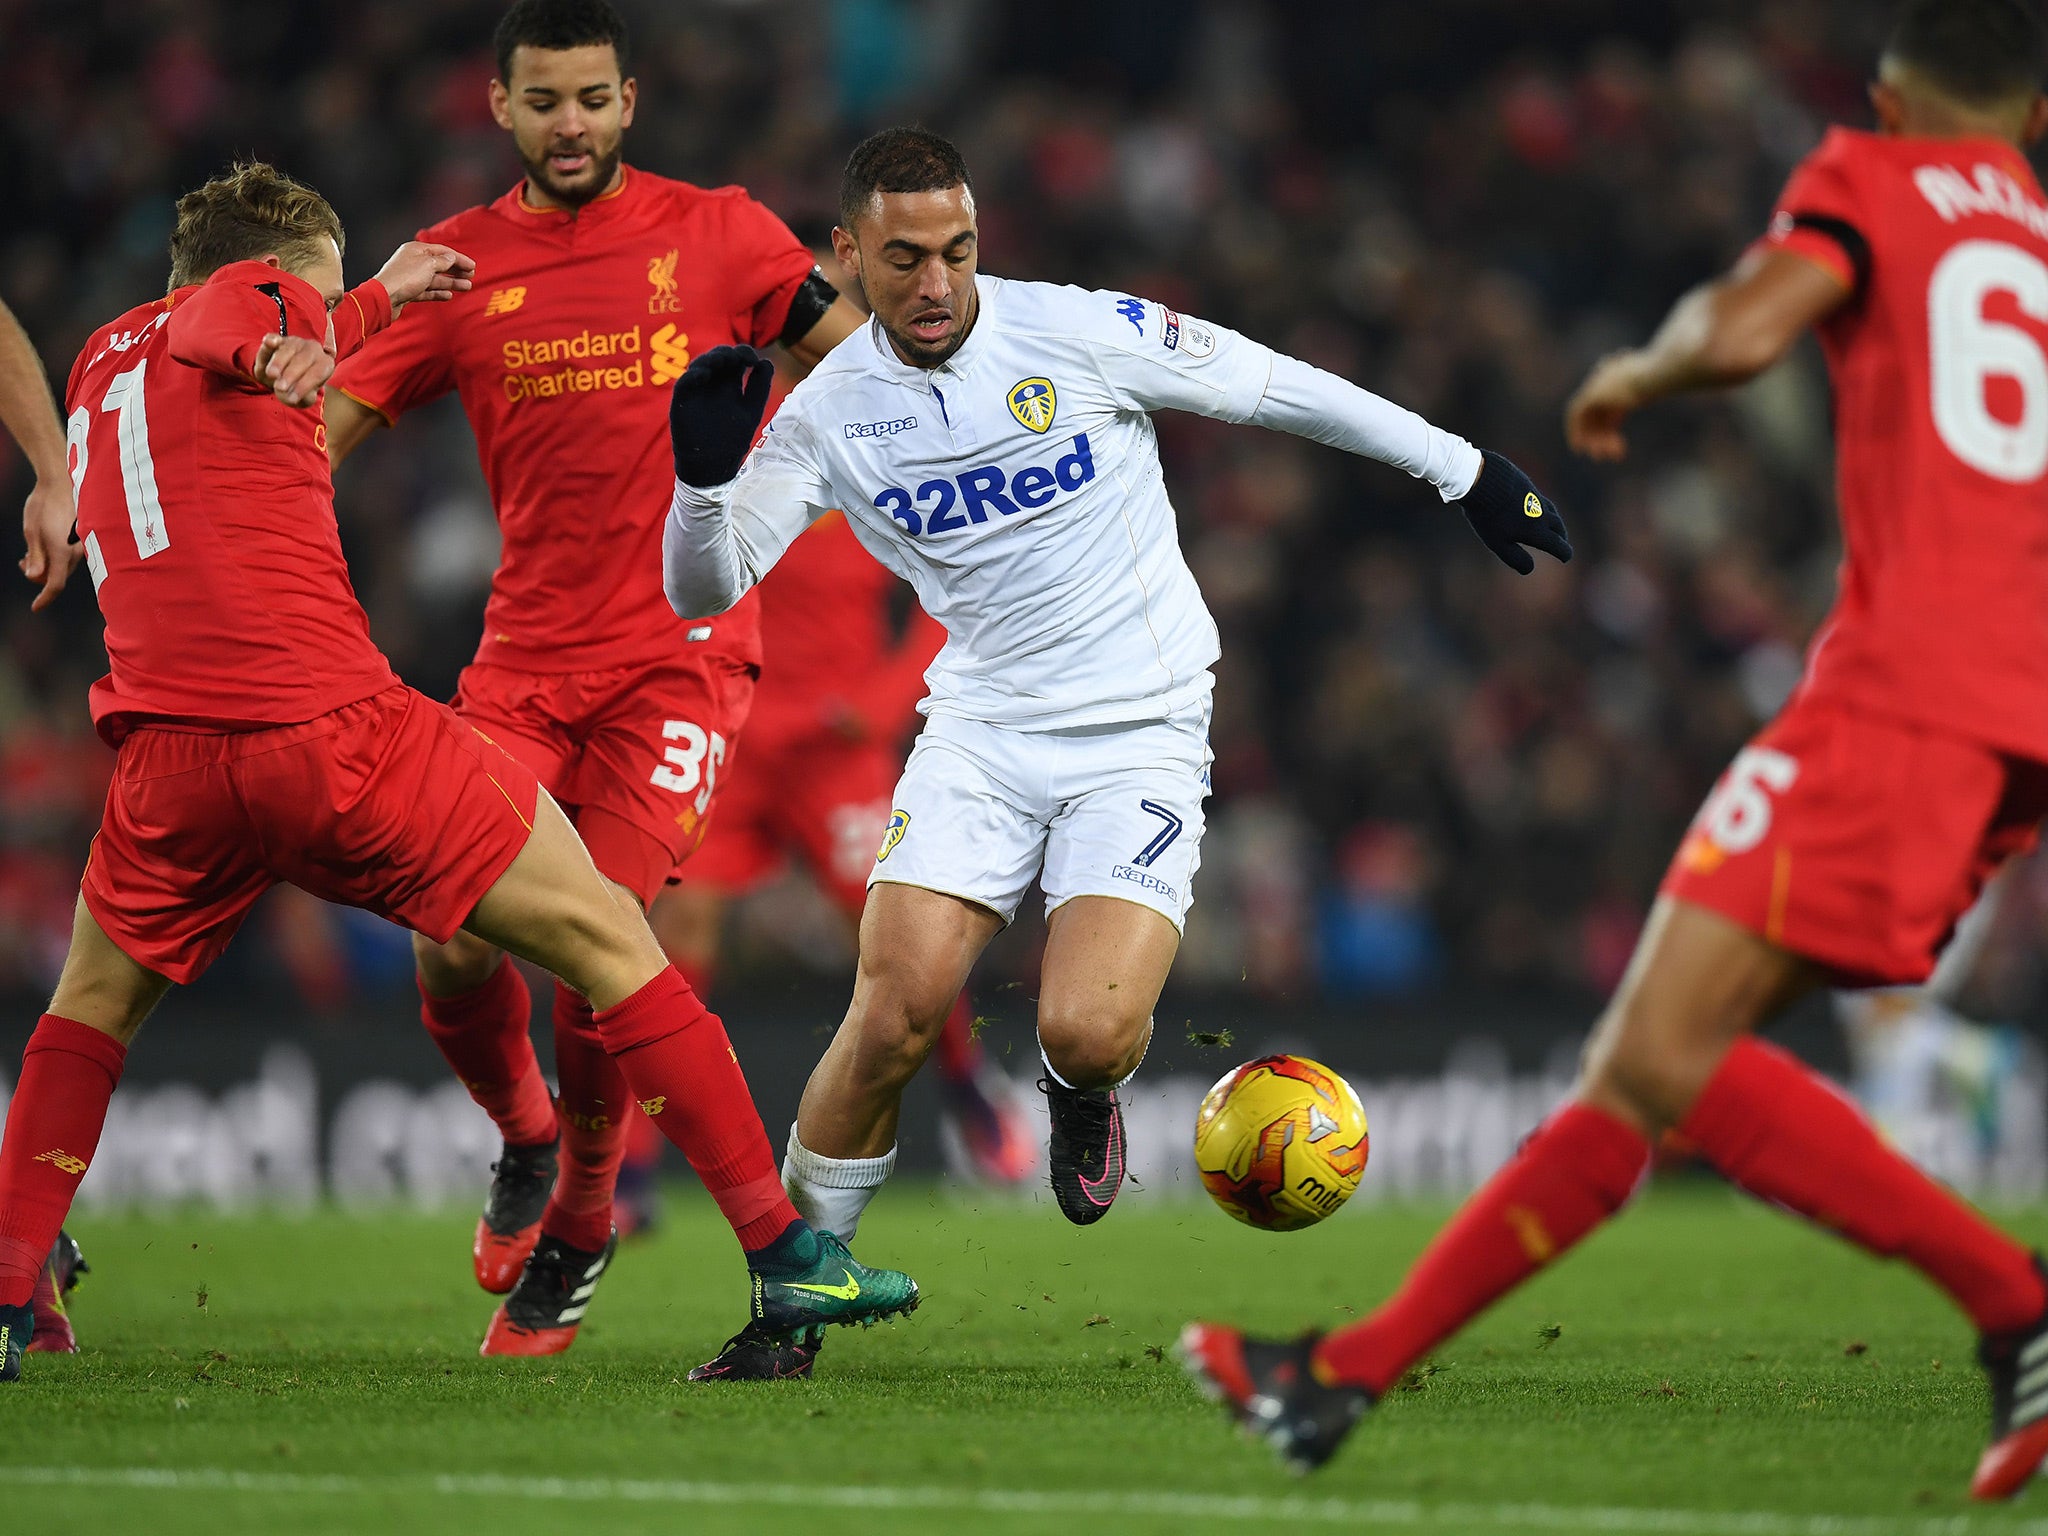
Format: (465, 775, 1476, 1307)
(2, 0, 2044, 1197)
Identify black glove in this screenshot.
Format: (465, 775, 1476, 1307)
(670, 345, 776, 487)
(1451, 449, 1573, 575)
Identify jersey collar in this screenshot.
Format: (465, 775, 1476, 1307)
(865, 273, 998, 386)
(501, 163, 636, 229)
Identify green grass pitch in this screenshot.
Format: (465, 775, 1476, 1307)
(8, 1182, 2048, 1534)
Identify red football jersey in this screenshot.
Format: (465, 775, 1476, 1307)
(1765, 128, 2048, 760)
(331, 167, 818, 675)
(750, 510, 944, 751)
(67, 261, 399, 746)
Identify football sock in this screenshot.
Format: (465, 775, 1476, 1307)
(592, 966, 800, 1251)
(1679, 1036, 2046, 1335)
(417, 959, 556, 1149)
(1312, 1102, 1649, 1395)
(542, 983, 627, 1252)
(933, 991, 980, 1082)
(0, 1016, 128, 1309)
(783, 1128, 897, 1242)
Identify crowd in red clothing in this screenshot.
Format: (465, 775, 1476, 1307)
(7, 0, 2048, 1015)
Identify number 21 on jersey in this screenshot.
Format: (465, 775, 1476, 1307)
(68, 357, 171, 588)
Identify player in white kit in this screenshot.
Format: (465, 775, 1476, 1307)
(663, 128, 1572, 1244)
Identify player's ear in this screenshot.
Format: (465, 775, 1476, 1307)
(2024, 94, 2048, 148)
(487, 76, 514, 131)
(619, 76, 637, 130)
(831, 225, 861, 279)
(1869, 79, 1906, 136)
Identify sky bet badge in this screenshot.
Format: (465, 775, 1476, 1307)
(1007, 378, 1057, 434)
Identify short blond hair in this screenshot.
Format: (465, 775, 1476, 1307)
(167, 162, 345, 291)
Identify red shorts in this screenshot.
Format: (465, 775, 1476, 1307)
(676, 729, 899, 913)
(1661, 695, 2048, 987)
(83, 686, 539, 985)
(452, 653, 756, 906)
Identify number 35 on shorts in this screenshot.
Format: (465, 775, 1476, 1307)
(650, 720, 726, 817)
(1677, 745, 1799, 873)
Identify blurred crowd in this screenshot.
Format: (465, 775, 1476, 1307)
(7, 0, 2048, 1016)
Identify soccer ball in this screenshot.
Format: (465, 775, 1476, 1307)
(1193, 1054, 1370, 1231)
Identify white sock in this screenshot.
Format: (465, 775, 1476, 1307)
(782, 1125, 896, 1242)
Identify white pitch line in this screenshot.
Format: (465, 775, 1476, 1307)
(8, 1466, 2048, 1534)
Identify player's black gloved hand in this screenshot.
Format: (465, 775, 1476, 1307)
(670, 344, 775, 488)
(1451, 449, 1573, 575)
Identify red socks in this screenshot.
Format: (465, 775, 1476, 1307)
(1679, 1037, 2046, 1336)
(933, 991, 981, 1082)
(1314, 1103, 1649, 1395)
(418, 960, 555, 1148)
(1315, 1038, 2048, 1396)
(0, 1016, 128, 1308)
(594, 966, 798, 1252)
(542, 982, 628, 1251)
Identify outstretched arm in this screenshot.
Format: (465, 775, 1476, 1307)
(1090, 296, 1570, 572)
(1565, 246, 1850, 461)
(3, 296, 81, 611)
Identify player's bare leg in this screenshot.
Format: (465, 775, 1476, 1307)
(0, 899, 170, 1378)
(465, 792, 920, 1352)
(785, 883, 1000, 1238)
(1188, 897, 2048, 1475)
(1035, 896, 1177, 1223)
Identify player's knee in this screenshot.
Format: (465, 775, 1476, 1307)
(841, 985, 949, 1092)
(1037, 1002, 1148, 1090)
(413, 928, 502, 997)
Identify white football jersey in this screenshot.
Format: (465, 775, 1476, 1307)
(669, 273, 1478, 730)
(730, 276, 1268, 728)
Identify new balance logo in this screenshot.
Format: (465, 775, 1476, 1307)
(34, 1149, 87, 1176)
(483, 287, 527, 316)
(639, 1096, 667, 1117)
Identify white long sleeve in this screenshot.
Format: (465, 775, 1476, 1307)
(1248, 351, 1482, 500)
(662, 413, 836, 617)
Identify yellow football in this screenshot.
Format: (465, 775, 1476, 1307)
(1193, 1054, 1370, 1231)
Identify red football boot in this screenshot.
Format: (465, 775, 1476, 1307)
(472, 1137, 558, 1294)
(1972, 1264, 2048, 1499)
(480, 1229, 616, 1357)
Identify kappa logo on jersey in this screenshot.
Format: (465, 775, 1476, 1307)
(1115, 296, 1146, 334)
(877, 809, 910, 862)
(650, 323, 693, 385)
(648, 249, 686, 314)
(845, 416, 918, 440)
(873, 434, 1097, 537)
(483, 286, 528, 316)
(1007, 377, 1057, 433)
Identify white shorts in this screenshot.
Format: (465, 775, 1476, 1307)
(869, 697, 1213, 930)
